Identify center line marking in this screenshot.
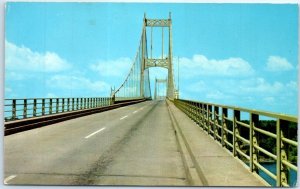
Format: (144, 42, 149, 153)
(120, 115, 128, 120)
(85, 127, 106, 139)
(4, 175, 17, 184)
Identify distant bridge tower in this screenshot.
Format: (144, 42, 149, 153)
(154, 78, 167, 100)
(141, 13, 175, 99)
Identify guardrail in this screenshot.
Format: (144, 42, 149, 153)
(173, 99, 297, 187)
(4, 99, 147, 135)
(4, 97, 113, 121)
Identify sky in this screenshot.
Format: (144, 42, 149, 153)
(4, 3, 298, 115)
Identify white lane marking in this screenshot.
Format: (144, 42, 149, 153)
(133, 110, 138, 114)
(4, 175, 17, 184)
(85, 127, 106, 139)
(120, 115, 128, 120)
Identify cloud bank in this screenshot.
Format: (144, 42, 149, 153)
(179, 54, 254, 77)
(266, 56, 293, 71)
(5, 40, 71, 72)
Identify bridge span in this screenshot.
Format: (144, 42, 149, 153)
(4, 100, 267, 186)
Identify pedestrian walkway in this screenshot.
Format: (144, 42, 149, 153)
(167, 100, 268, 186)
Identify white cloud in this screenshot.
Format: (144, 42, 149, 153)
(90, 57, 132, 77)
(179, 54, 254, 77)
(183, 77, 292, 106)
(286, 81, 297, 91)
(266, 56, 293, 71)
(239, 78, 284, 94)
(46, 75, 110, 93)
(5, 40, 71, 72)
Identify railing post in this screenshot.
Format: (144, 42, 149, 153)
(67, 98, 70, 112)
(49, 99, 53, 114)
(33, 99, 37, 117)
(71, 98, 74, 111)
(42, 99, 45, 116)
(250, 113, 259, 173)
(214, 106, 219, 140)
(56, 98, 59, 113)
(233, 110, 240, 157)
(198, 103, 203, 128)
(62, 98, 65, 112)
(203, 104, 207, 132)
(208, 105, 212, 135)
(222, 108, 228, 147)
(77, 98, 79, 110)
(23, 99, 27, 119)
(189, 102, 192, 118)
(197, 102, 200, 126)
(75, 98, 78, 110)
(84, 98, 86, 109)
(193, 102, 196, 122)
(276, 119, 289, 186)
(12, 99, 16, 120)
(191, 102, 194, 119)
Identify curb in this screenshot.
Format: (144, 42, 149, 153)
(166, 100, 205, 186)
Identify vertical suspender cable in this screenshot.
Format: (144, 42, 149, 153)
(162, 27, 164, 59)
(151, 27, 153, 59)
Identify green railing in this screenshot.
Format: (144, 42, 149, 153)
(4, 97, 113, 121)
(174, 99, 297, 187)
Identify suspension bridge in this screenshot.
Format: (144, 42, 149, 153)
(4, 14, 298, 187)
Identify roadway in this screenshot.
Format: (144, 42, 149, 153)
(4, 100, 187, 185)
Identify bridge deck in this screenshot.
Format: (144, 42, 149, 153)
(4, 100, 267, 186)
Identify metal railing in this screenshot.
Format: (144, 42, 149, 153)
(174, 99, 298, 187)
(4, 97, 113, 121)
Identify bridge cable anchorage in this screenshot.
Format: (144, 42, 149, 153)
(112, 13, 176, 101)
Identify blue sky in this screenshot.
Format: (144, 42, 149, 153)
(5, 3, 298, 115)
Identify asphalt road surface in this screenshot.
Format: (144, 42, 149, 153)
(4, 100, 187, 186)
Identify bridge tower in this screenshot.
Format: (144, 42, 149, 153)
(141, 13, 175, 99)
(154, 78, 167, 100)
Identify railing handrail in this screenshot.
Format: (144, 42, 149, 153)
(4, 97, 114, 121)
(174, 98, 298, 187)
(179, 98, 297, 122)
(5, 97, 111, 100)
